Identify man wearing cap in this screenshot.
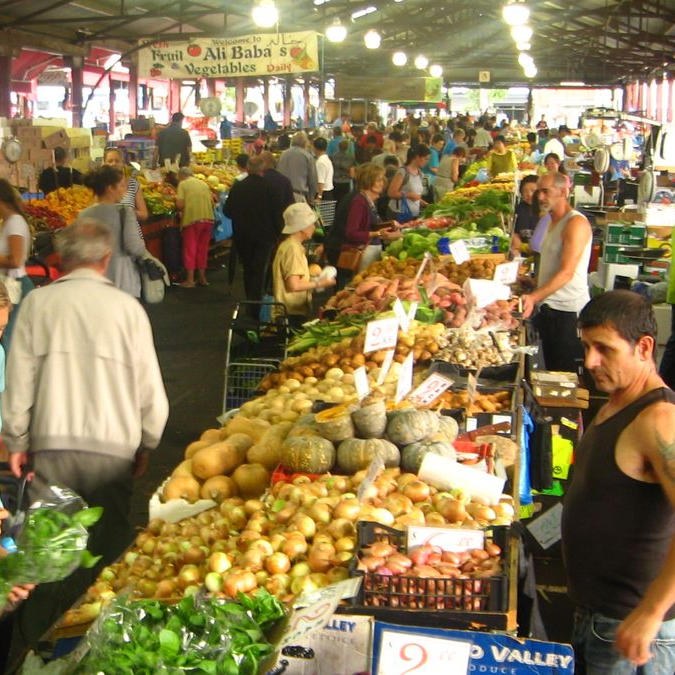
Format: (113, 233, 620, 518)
(157, 112, 192, 168)
(272, 203, 335, 325)
(277, 131, 318, 205)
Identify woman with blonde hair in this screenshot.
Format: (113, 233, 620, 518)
(103, 146, 149, 223)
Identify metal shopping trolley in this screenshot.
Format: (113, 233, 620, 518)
(222, 300, 290, 413)
(316, 200, 337, 229)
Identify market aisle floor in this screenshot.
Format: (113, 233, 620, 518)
(129, 262, 239, 530)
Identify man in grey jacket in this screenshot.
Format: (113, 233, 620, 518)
(277, 131, 318, 205)
(3, 218, 169, 656)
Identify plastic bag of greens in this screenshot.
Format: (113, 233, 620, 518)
(0, 485, 102, 609)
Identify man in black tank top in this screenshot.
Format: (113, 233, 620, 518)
(561, 290, 675, 674)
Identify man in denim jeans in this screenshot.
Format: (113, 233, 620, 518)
(562, 290, 675, 673)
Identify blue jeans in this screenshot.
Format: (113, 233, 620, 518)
(572, 607, 675, 674)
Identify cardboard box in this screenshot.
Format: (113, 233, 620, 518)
(42, 129, 70, 149)
(16, 127, 42, 141)
(68, 135, 91, 150)
(597, 261, 640, 290)
(38, 126, 63, 139)
(71, 156, 92, 174)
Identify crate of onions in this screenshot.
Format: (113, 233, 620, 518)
(349, 521, 509, 617)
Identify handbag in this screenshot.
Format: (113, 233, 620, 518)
(393, 195, 414, 224)
(337, 245, 364, 272)
(119, 207, 168, 304)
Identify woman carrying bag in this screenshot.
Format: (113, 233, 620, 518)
(387, 144, 431, 224)
(79, 166, 148, 299)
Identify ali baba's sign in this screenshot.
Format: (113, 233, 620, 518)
(138, 31, 319, 79)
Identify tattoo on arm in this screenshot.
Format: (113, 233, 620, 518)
(656, 432, 675, 482)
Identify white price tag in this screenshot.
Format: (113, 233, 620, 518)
(376, 349, 395, 386)
(392, 298, 410, 333)
(353, 366, 370, 400)
(395, 352, 414, 403)
(280, 584, 343, 648)
(357, 455, 386, 502)
(377, 629, 472, 675)
(364, 316, 400, 353)
(413, 251, 433, 285)
(408, 373, 454, 407)
(526, 502, 563, 550)
(466, 372, 478, 405)
(449, 240, 471, 265)
(493, 260, 519, 285)
(407, 526, 485, 553)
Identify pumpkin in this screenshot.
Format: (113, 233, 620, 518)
(280, 436, 336, 473)
(286, 414, 320, 438)
(386, 409, 440, 446)
(351, 399, 387, 439)
(432, 416, 460, 443)
(191, 441, 246, 479)
(336, 438, 400, 474)
(246, 421, 294, 470)
(314, 404, 356, 442)
(162, 475, 200, 503)
(401, 440, 457, 474)
(231, 463, 271, 499)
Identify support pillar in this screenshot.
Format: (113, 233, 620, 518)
(108, 74, 116, 134)
(169, 79, 181, 113)
(263, 79, 270, 117)
(0, 56, 11, 119)
(66, 55, 84, 127)
(235, 79, 245, 123)
(283, 76, 292, 128)
(206, 78, 216, 97)
(303, 80, 310, 127)
(128, 61, 138, 119)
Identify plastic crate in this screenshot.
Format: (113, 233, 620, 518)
(223, 359, 279, 410)
(349, 521, 509, 615)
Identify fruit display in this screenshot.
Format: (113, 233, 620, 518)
(192, 163, 239, 194)
(288, 315, 368, 354)
(23, 203, 67, 233)
(430, 389, 513, 415)
(137, 175, 177, 216)
(29, 185, 94, 225)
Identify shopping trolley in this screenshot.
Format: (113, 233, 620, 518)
(222, 300, 290, 413)
(316, 200, 337, 230)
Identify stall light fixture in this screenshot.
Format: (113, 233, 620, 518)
(524, 65, 537, 78)
(560, 81, 585, 86)
(429, 64, 443, 78)
(313, 0, 330, 5)
(518, 52, 533, 68)
(325, 19, 347, 42)
(252, 0, 278, 27)
(510, 24, 532, 43)
(364, 29, 381, 49)
(392, 51, 407, 66)
(414, 54, 429, 69)
(502, 1, 530, 27)
(351, 6, 377, 20)
(516, 41, 531, 51)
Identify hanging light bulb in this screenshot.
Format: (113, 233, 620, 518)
(516, 41, 531, 51)
(325, 19, 347, 42)
(502, 1, 530, 26)
(524, 64, 537, 78)
(392, 51, 407, 66)
(414, 54, 429, 70)
(510, 25, 533, 43)
(364, 29, 381, 49)
(429, 64, 443, 78)
(518, 52, 534, 68)
(252, 0, 278, 27)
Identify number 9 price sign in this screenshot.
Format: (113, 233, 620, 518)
(376, 628, 472, 675)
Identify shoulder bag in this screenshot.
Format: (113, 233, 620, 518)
(336, 245, 364, 272)
(119, 207, 168, 304)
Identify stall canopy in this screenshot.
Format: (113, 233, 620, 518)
(0, 0, 672, 86)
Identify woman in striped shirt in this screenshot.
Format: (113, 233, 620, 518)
(103, 147, 149, 224)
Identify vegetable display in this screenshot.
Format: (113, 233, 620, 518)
(75, 590, 284, 674)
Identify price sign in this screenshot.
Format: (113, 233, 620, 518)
(353, 366, 370, 400)
(364, 316, 399, 353)
(376, 349, 396, 386)
(493, 260, 519, 285)
(407, 526, 485, 553)
(526, 502, 563, 550)
(413, 251, 433, 285)
(393, 298, 418, 334)
(466, 372, 478, 406)
(449, 240, 470, 265)
(377, 629, 472, 675)
(408, 373, 454, 407)
(395, 352, 414, 403)
(357, 455, 386, 502)
(280, 584, 343, 648)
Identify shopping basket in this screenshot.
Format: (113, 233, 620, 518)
(222, 300, 290, 413)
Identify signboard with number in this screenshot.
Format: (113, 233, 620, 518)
(376, 628, 472, 674)
(493, 260, 519, 285)
(364, 316, 399, 353)
(395, 352, 414, 403)
(449, 240, 471, 264)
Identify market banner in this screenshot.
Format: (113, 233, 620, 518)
(138, 31, 319, 79)
(335, 76, 443, 103)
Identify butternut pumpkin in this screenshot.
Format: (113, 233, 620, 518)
(224, 415, 270, 443)
(162, 475, 201, 503)
(200, 475, 239, 502)
(191, 441, 246, 479)
(184, 440, 211, 460)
